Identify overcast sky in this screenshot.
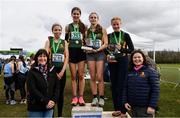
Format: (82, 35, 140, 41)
(0, 0, 180, 52)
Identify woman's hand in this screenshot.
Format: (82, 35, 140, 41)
(46, 100, 55, 109)
(125, 103, 131, 111)
(147, 107, 155, 115)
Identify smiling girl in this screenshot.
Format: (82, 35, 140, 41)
(65, 7, 87, 106)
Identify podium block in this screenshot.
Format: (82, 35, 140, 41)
(102, 111, 131, 118)
(72, 103, 103, 118)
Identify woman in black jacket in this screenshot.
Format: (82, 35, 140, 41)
(26, 49, 59, 117)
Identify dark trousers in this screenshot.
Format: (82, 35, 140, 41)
(108, 56, 128, 114)
(54, 67, 66, 117)
(130, 106, 153, 117)
(17, 73, 27, 99)
(4, 77, 15, 100)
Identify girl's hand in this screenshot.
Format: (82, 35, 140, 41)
(116, 44, 121, 50)
(57, 71, 64, 80)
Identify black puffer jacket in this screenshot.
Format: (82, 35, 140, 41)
(26, 66, 59, 111)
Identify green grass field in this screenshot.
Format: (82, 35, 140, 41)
(0, 64, 180, 117)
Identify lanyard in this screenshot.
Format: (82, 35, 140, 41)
(91, 31, 96, 41)
(52, 38, 61, 53)
(73, 24, 79, 32)
(113, 31, 122, 44)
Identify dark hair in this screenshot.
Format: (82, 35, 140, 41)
(10, 55, 16, 61)
(87, 24, 102, 37)
(33, 49, 49, 67)
(19, 55, 26, 67)
(51, 23, 62, 32)
(30, 53, 35, 60)
(71, 7, 81, 15)
(129, 49, 147, 71)
(71, 7, 86, 34)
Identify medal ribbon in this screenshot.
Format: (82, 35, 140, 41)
(73, 24, 79, 33)
(91, 31, 96, 41)
(52, 38, 61, 53)
(113, 31, 122, 44)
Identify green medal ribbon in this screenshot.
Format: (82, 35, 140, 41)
(52, 38, 61, 53)
(73, 24, 79, 32)
(91, 31, 96, 41)
(113, 31, 122, 44)
(72, 24, 81, 42)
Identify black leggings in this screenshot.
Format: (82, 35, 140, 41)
(54, 67, 66, 117)
(17, 73, 27, 99)
(4, 77, 15, 100)
(108, 56, 128, 114)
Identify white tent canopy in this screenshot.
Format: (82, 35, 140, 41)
(106, 26, 157, 61)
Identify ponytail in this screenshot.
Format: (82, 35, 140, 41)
(78, 20, 86, 34)
(95, 24, 102, 34)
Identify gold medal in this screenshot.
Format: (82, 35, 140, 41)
(75, 40, 79, 44)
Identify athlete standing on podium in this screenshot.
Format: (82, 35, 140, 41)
(106, 17, 134, 117)
(65, 7, 87, 106)
(85, 12, 108, 107)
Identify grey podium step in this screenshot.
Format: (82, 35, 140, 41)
(72, 103, 103, 117)
(71, 103, 131, 118)
(102, 111, 131, 118)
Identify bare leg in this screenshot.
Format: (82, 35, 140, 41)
(69, 63, 77, 97)
(96, 60, 104, 96)
(88, 61, 97, 95)
(78, 61, 85, 96)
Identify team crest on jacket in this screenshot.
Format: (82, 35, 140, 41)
(139, 71, 145, 78)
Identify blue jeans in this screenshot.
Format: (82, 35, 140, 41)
(28, 109, 53, 118)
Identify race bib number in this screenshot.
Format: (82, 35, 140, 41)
(71, 32, 81, 40)
(52, 53, 64, 63)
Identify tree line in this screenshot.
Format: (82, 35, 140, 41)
(148, 50, 180, 63)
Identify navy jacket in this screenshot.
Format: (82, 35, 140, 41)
(123, 65, 160, 109)
(26, 66, 59, 111)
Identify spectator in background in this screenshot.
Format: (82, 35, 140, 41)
(0, 59, 2, 75)
(3, 56, 16, 105)
(123, 50, 160, 117)
(17, 55, 29, 104)
(27, 53, 35, 69)
(26, 49, 59, 117)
